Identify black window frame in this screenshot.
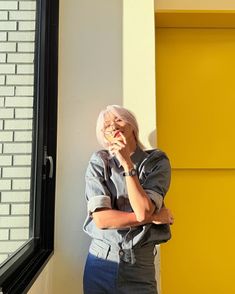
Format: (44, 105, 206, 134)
(0, 0, 59, 293)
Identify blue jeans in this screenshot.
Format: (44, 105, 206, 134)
(83, 240, 157, 294)
(83, 253, 118, 294)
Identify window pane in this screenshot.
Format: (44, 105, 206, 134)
(0, 0, 36, 265)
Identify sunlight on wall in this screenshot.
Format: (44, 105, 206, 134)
(123, 0, 156, 149)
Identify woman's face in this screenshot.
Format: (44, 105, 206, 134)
(103, 112, 134, 142)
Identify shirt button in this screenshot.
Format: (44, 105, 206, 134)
(125, 235, 130, 242)
(119, 250, 124, 256)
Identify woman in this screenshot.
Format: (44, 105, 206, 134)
(83, 105, 173, 294)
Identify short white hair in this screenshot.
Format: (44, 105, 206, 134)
(96, 105, 145, 149)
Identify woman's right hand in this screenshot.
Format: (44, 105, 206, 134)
(151, 207, 174, 225)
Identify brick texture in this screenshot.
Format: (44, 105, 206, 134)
(0, 0, 36, 264)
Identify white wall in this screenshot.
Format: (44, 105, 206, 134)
(28, 1, 156, 293)
(52, 1, 124, 293)
(123, 0, 156, 149)
(29, 1, 123, 293)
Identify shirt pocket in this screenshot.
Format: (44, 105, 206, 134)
(89, 239, 111, 259)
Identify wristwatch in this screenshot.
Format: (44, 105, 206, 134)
(123, 168, 137, 177)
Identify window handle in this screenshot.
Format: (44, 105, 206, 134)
(44, 146, 54, 179)
(46, 155, 54, 178)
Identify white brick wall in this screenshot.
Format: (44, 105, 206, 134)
(11, 203, 29, 215)
(3, 142, 32, 153)
(4, 119, 32, 130)
(19, 2, 36, 11)
(5, 97, 33, 107)
(9, 11, 36, 21)
(0, 108, 14, 118)
(0, 216, 29, 228)
(0, 229, 9, 240)
(18, 21, 35, 31)
(0, 97, 4, 106)
(0, 53, 6, 62)
(0, 64, 15, 74)
(15, 108, 33, 118)
(0, 11, 8, 20)
(1, 191, 30, 203)
(0, 2, 18, 10)
(0, 254, 8, 263)
(0, 32, 7, 41)
(10, 228, 29, 240)
(8, 32, 35, 42)
(0, 155, 12, 166)
(17, 42, 35, 52)
(7, 75, 34, 85)
(0, 42, 17, 52)
(13, 155, 31, 165)
(0, 179, 11, 190)
(2, 167, 31, 178)
(0, 86, 14, 96)
(7, 53, 34, 63)
(0, 75, 5, 84)
(0, 204, 10, 215)
(0, 132, 13, 141)
(15, 86, 34, 96)
(12, 179, 30, 190)
(17, 64, 34, 74)
(0, 0, 36, 264)
(0, 21, 17, 31)
(14, 131, 32, 141)
(0, 240, 25, 253)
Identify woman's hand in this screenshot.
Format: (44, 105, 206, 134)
(108, 133, 132, 168)
(151, 207, 174, 225)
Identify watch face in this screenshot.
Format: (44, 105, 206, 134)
(123, 168, 137, 176)
(130, 168, 137, 176)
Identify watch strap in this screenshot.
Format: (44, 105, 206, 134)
(123, 168, 137, 177)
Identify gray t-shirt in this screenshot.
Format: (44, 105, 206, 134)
(83, 145, 171, 250)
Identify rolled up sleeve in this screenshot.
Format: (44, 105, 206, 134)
(142, 151, 171, 209)
(145, 189, 163, 210)
(88, 195, 111, 214)
(85, 152, 112, 215)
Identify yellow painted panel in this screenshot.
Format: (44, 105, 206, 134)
(161, 170, 235, 294)
(155, 0, 235, 11)
(155, 11, 235, 28)
(156, 28, 235, 168)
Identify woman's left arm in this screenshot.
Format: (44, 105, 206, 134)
(109, 138, 156, 222)
(123, 162, 156, 222)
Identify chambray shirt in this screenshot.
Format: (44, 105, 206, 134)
(83, 145, 171, 250)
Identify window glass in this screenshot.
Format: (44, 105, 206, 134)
(0, 0, 36, 265)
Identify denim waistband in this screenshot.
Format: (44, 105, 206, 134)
(89, 239, 156, 265)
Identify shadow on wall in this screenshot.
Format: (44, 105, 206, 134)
(51, 251, 85, 294)
(148, 129, 157, 149)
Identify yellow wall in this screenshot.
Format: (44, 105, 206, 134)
(156, 12, 235, 294)
(155, 0, 235, 11)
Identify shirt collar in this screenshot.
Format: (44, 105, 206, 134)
(112, 145, 148, 168)
(131, 145, 148, 166)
